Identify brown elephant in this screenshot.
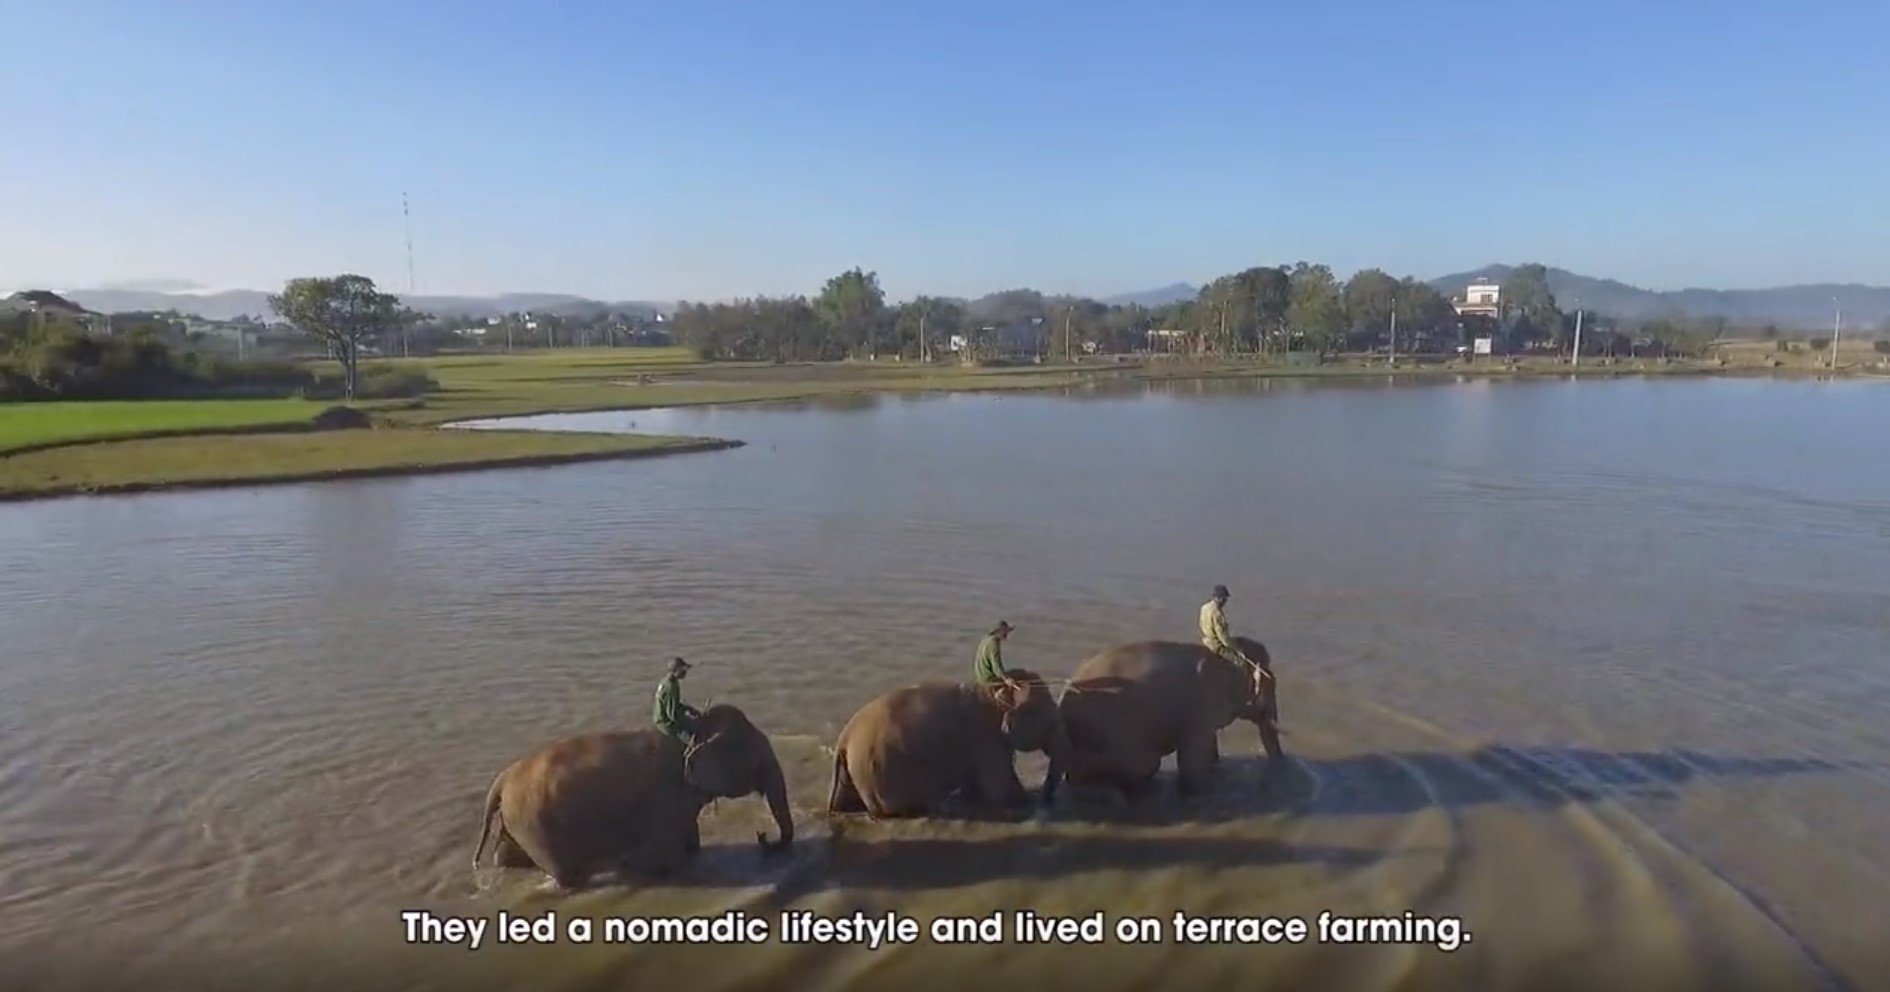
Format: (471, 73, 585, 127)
(472, 704, 792, 889)
(1042, 636, 1283, 804)
(827, 669, 1065, 818)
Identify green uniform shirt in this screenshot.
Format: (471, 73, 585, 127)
(654, 675, 688, 738)
(973, 634, 1006, 684)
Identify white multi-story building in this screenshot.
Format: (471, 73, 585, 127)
(1453, 280, 1501, 318)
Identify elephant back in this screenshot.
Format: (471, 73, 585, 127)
(1064, 641, 1239, 731)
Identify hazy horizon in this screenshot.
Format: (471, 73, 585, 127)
(5, 1, 1887, 300)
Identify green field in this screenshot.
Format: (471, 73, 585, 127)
(0, 428, 722, 499)
(0, 398, 331, 454)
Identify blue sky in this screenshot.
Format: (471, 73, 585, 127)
(3, 0, 1887, 301)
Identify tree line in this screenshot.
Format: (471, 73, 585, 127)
(0, 279, 433, 402)
(663, 262, 1757, 363)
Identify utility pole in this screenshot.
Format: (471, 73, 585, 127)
(1571, 304, 1585, 369)
(1831, 298, 1842, 369)
(918, 308, 928, 363)
(1387, 299, 1398, 367)
(1065, 306, 1074, 364)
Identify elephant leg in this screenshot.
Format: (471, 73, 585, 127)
(828, 750, 868, 814)
(972, 747, 1030, 811)
(493, 827, 535, 869)
(506, 824, 587, 891)
(1042, 747, 1067, 806)
(614, 823, 690, 880)
(1117, 769, 1160, 802)
(544, 861, 589, 892)
(1176, 730, 1218, 797)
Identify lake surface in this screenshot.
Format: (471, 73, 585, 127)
(3, 376, 1887, 991)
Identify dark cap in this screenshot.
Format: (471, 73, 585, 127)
(667, 656, 692, 675)
(1213, 584, 1230, 599)
(992, 620, 1014, 634)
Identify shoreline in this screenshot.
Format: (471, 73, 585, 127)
(3, 357, 1882, 505)
(426, 357, 1880, 428)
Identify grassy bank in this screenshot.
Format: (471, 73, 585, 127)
(371, 348, 1101, 426)
(0, 398, 335, 455)
(0, 429, 732, 501)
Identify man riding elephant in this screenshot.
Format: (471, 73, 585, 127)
(973, 621, 1016, 686)
(1201, 585, 1278, 733)
(653, 657, 703, 743)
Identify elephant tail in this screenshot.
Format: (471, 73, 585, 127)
(471, 770, 504, 869)
(827, 746, 864, 814)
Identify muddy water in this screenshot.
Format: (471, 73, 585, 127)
(2, 376, 1887, 991)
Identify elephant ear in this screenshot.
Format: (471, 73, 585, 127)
(683, 731, 739, 797)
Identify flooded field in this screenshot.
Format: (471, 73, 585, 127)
(3, 376, 1886, 991)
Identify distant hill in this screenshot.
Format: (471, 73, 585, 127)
(61, 288, 669, 323)
(1428, 265, 1890, 330)
(1, 290, 95, 316)
(54, 268, 1890, 331)
(1101, 282, 1197, 308)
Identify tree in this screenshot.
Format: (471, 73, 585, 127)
(1196, 276, 1247, 354)
(1341, 268, 1400, 350)
(894, 296, 963, 360)
(1393, 279, 1457, 353)
(1286, 263, 1345, 353)
(1498, 263, 1563, 349)
(268, 275, 407, 399)
(815, 269, 886, 360)
(1246, 267, 1293, 354)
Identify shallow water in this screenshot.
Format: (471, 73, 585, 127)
(2, 376, 1887, 991)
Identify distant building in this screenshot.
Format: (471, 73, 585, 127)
(949, 319, 1046, 357)
(1452, 280, 1502, 319)
(1145, 327, 1190, 352)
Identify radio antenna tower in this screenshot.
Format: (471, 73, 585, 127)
(402, 192, 417, 294)
(402, 191, 417, 357)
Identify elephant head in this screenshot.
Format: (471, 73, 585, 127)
(989, 670, 1064, 755)
(1209, 638, 1270, 706)
(681, 705, 793, 853)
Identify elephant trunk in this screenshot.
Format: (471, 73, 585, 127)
(756, 748, 794, 853)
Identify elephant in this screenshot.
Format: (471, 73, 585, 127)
(1042, 636, 1283, 805)
(472, 704, 792, 890)
(827, 669, 1066, 818)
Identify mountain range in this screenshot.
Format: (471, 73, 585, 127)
(1425, 266, 1886, 329)
(1102, 268, 1887, 329)
(50, 266, 1890, 330)
(56, 288, 668, 323)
